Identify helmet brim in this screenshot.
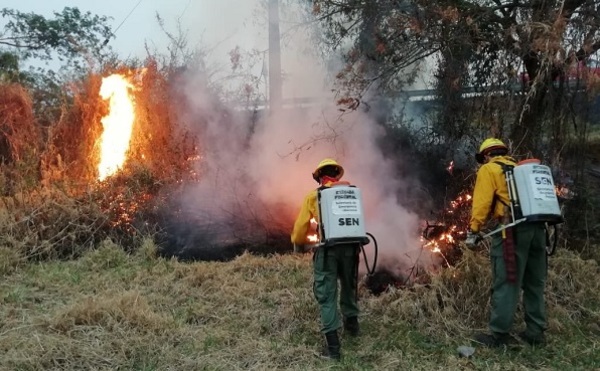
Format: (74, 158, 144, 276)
(312, 165, 344, 183)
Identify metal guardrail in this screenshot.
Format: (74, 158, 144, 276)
(235, 80, 595, 110)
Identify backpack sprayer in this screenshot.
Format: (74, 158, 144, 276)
(316, 183, 378, 276)
(485, 159, 564, 255)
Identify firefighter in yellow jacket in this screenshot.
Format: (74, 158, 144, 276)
(291, 158, 360, 361)
(467, 138, 547, 347)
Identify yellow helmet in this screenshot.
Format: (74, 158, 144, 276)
(476, 138, 508, 164)
(478, 138, 507, 154)
(312, 158, 344, 182)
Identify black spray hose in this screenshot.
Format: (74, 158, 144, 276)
(362, 232, 378, 276)
(355, 232, 379, 303)
(546, 224, 559, 256)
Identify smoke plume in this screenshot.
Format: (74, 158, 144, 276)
(162, 2, 426, 275)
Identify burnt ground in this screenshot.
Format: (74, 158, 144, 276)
(151, 203, 292, 262)
(155, 220, 292, 262)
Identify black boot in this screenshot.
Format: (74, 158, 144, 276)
(344, 316, 360, 337)
(472, 332, 517, 347)
(321, 331, 341, 361)
(518, 331, 546, 346)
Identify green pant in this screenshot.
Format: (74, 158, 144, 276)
(489, 222, 547, 337)
(313, 244, 360, 334)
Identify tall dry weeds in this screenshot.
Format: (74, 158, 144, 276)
(40, 74, 104, 184)
(0, 83, 42, 194)
(0, 187, 108, 260)
(128, 59, 198, 183)
(365, 247, 600, 338)
(0, 62, 203, 260)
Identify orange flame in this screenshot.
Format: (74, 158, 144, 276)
(555, 185, 574, 199)
(422, 192, 472, 257)
(97, 74, 135, 181)
(447, 160, 454, 174)
(307, 217, 319, 243)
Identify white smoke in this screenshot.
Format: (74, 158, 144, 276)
(174, 1, 428, 274)
(246, 99, 424, 274)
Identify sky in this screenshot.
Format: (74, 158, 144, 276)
(3, 0, 261, 58)
(2, 0, 328, 97)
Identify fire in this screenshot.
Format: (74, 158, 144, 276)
(97, 74, 135, 181)
(307, 217, 319, 243)
(307, 234, 319, 243)
(555, 185, 575, 200)
(447, 160, 454, 175)
(421, 191, 473, 267)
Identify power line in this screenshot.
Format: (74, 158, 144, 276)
(103, 0, 143, 46)
(178, 0, 192, 20)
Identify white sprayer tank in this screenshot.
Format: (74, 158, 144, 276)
(318, 185, 369, 245)
(512, 160, 563, 224)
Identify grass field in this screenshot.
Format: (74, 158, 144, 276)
(1, 240, 599, 370)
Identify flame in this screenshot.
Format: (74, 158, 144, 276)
(421, 191, 473, 266)
(555, 185, 575, 199)
(447, 160, 454, 175)
(97, 74, 135, 181)
(307, 217, 319, 243)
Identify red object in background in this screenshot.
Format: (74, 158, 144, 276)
(519, 59, 600, 86)
(503, 227, 517, 284)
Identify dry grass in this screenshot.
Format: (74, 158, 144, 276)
(0, 83, 42, 194)
(0, 65, 202, 261)
(0, 187, 109, 260)
(0, 242, 599, 370)
(40, 63, 198, 186)
(128, 60, 198, 182)
(0, 179, 162, 260)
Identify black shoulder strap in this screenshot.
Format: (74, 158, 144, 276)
(492, 161, 513, 207)
(494, 161, 514, 173)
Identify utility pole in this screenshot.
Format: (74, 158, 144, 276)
(268, 0, 282, 111)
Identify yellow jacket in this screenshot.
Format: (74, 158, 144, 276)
(470, 156, 516, 233)
(291, 180, 346, 245)
(291, 188, 319, 245)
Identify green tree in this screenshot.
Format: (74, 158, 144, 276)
(0, 7, 115, 126)
(0, 51, 29, 83)
(312, 0, 600, 156)
(0, 7, 113, 68)
(311, 0, 433, 100)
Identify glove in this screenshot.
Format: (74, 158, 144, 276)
(465, 231, 482, 249)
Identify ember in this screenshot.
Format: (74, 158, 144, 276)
(556, 185, 575, 200)
(447, 160, 454, 175)
(421, 191, 473, 267)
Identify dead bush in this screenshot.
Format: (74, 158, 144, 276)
(0, 83, 42, 194)
(0, 187, 109, 259)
